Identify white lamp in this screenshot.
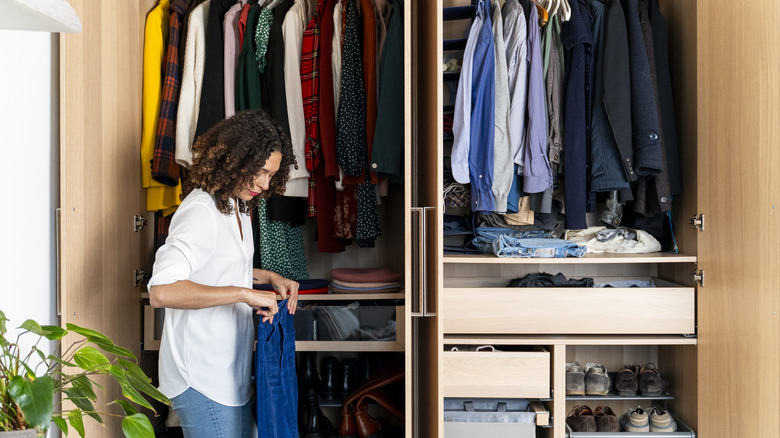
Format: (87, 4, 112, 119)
(0, 0, 82, 33)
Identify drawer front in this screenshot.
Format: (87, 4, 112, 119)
(442, 287, 695, 335)
(441, 351, 550, 398)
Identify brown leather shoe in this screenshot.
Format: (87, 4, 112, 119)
(639, 363, 665, 396)
(594, 406, 620, 432)
(615, 364, 640, 396)
(566, 405, 597, 432)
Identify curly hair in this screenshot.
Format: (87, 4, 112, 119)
(182, 110, 297, 215)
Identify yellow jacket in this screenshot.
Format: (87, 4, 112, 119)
(142, 0, 181, 215)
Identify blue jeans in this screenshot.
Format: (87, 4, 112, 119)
(256, 299, 298, 438)
(171, 387, 255, 438)
(493, 235, 587, 258)
(468, 227, 551, 253)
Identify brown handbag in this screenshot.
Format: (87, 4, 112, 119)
(338, 364, 404, 438)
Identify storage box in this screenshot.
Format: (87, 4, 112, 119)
(444, 398, 536, 438)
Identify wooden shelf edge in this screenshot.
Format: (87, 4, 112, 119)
(443, 253, 697, 264)
(295, 340, 405, 352)
(293, 292, 405, 301)
(442, 335, 697, 346)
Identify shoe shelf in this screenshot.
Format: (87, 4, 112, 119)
(566, 392, 674, 401)
(442, 253, 697, 264)
(565, 415, 697, 437)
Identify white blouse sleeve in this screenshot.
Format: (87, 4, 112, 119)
(148, 202, 217, 288)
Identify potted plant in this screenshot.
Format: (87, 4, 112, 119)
(0, 309, 170, 437)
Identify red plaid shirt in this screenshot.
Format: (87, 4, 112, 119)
(152, 0, 191, 186)
(301, 1, 326, 216)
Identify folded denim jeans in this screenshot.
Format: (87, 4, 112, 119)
(468, 227, 551, 253)
(493, 235, 587, 258)
(256, 299, 298, 438)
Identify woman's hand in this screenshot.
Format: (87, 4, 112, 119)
(241, 288, 279, 323)
(269, 273, 299, 315)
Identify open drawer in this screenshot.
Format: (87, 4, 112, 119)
(441, 348, 550, 398)
(441, 280, 695, 335)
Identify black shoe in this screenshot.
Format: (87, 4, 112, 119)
(320, 356, 341, 401)
(340, 358, 359, 400)
(303, 388, 327, 438)
(299, 352, 321, 390)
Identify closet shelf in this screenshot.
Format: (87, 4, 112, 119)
(442, 253, 697, 264)
(295, 340, 404, 352)
(442, 335, 697, 346)
(566, 414, 697, 437)
(293, 292, 404, 301)
(566, 392, 674, 401)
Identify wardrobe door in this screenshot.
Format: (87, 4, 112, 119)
(60, 2, 156, 436)
(409, 0, 443, 436)
(696, 1, 780, 436)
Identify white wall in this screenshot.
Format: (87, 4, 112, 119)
(0, 29, 60, 432)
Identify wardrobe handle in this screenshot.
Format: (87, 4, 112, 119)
(55, 207, 61, 317)
(410, 207, 425, 317)
(422, 206, 436, 317)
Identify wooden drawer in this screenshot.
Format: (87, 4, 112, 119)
(441, 350, 550, 398)
(441, 287, 695, 335)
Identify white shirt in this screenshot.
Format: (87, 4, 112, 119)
(148, 189, 255, 406)
(282, 0, 312, 197)
(450, 6, 484, 184)
(175, 0, 210, 168)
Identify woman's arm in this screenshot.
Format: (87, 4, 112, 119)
(150, 280, 279, 322)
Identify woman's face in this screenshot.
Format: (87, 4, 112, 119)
(235, 151, 282, 201)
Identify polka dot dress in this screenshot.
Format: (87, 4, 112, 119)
(257, 199, 309, 280)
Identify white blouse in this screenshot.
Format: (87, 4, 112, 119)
(148, 189, 255, 406)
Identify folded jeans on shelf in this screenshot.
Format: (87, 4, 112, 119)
(493, 236, 587, 258)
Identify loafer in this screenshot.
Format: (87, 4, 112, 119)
(566, 362, 585, 396)
(649, 407, 678, 432)
(566, 405, 597, 432)
(639, 363, 665, 396)
(594, 406, 620, 432)
(619, 407, 650, 432)
(615, 364, 639, 396)
(584, 363, 612, 395)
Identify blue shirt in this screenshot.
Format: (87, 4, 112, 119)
(469, 0, 496, 212)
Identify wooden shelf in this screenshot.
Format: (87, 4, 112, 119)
(295, 340, 405, 352)
(443, 253, 697, 264)
(291, 292, 404, 301)
(443, 335, 697, 346)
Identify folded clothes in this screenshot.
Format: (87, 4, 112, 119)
(507, 273, 594, 288)
(330, 268, 401, 284)
(331, 279, 401, 288)
(565, 226, 661, 254)
(330, 285, 402, 294)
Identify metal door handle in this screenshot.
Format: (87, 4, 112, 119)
(410, 207, 425, 317)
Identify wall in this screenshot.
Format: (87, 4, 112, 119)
(0, 29, 60, 437)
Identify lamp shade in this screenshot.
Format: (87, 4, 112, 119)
(0, 0, 82, 33)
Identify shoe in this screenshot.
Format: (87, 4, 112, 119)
(649, 407, 678, 432)
(639, 363, 665, 396)
(594, 406, 620, 432)
(566, 405, 597, 432)
(340, 358, 359, 400)
(615, 365, 639, 396)
(320, 356, 341, 401)
(619, 407, 650, 432)
(566, 362, 585, 396)
(300, 352, 322, 390)
(584, 363, 612, 396)
(303, 388, 327, 438)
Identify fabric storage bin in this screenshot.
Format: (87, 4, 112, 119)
(444, 398, 536, 438)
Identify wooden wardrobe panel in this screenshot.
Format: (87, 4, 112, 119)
(60, 1, 157, 436)
(697, 0, 780, 436)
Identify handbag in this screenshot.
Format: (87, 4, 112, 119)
(338, 363, 404, 438)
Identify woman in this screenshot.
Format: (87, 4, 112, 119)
(149, 110, 300, 437)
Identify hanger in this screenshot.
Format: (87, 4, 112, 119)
(559, 0, 571, 21)
(265, 0, 282, 8)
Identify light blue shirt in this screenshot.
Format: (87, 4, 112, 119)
(502, 0, 528, 168)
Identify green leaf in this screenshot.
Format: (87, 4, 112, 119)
(107, 366, 153, 410)
(20, 319, 43, 336)
(89, 337, 136, 361)
(114, 400, 138, 416)
(66, 324, 111, 345)
(63, 387, 101, 423)
(0, 309, 8, 334)
(49, 355, 79, 368)
(73, 346, 111, 371)
(121, 413, 155, 438)
(118, 358, 170, 405)
(67, 410, 85, 438)
(40, 325, 67, 341)
(35, 348, 47, 363)
(71, 375, 97, 401)
(52, 416, 68, 435)
(8, 375, 54, 430)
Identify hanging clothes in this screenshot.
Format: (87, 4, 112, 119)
(152, 0, 191, 188)
(301, 0, 324, 217)
(141, 0, 182, 215)
(262, 0, 293, 138)
(236, 3, 263, 111)
(282, 0, 313, 197)
(319, 0, 341, 181)
(491, 2, 512, 214)
(257, 199, 309, 281)
(223, 0, 246, 118)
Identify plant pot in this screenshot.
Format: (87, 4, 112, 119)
(0, 431, 37, 438)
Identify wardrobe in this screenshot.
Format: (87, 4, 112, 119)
(58, 0, 779, 437)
